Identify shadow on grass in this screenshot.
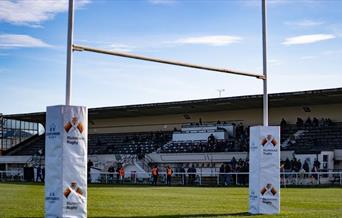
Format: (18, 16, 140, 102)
(16, 212, 257, 218)
(89, 212, 255, 218)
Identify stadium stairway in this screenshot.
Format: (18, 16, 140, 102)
(3, 134, 43, 156)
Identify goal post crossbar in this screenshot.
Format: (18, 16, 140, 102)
(72, 44, 266, 80)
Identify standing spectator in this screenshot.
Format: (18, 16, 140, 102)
(296, 159, 302, 173)
(231, 157, 237, 170)
(312, 117, 319, 127)
(116, 164, 121, 183)
(305, 117, 312, 127)
(224, 164, 232, 186)
(119, 166, 125, 184)
(208, 134, 216, 145)
(303, 161, 309, 178)
(191, 165, 197, 185)
(166, 165, 173, 186)
(314, 159, 321, 169)
(284, 158, 291, 171)
(280, 118, 287, 128)
(187, 165, 196, 185)
(219, 164, 225, 185)
(280, 163, 285, 185)
(41, 166, 45, 183)
(311, 166, 319, 184)
(88, 159, 94, 184)
(180, 166, 186, 185)
(296, 117, 304, 128)
(108, 165, 115, 184)
(36, 165, 41, 182)
(151, 165, 159, 185)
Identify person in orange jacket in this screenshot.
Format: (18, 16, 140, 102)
(166, 165, 173, 186)
(151, 165, 159, 185)
(119, 166, 125, 184)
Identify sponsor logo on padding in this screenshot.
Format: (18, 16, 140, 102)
(64, 117, 84, 134)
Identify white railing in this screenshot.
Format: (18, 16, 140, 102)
(87, 171, 342, 186)
(0, 170, 24, 182)
(1, 170, 341, 186)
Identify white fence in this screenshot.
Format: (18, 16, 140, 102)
(88, 171, 342, 186)
(1, 170, 341, 186)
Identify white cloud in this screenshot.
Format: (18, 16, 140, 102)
(285, 20, 324, 28)
(0, 34, 52, 48)
(148, 0, 177, 5)
(174, 35, 242, 46)
(282, 34, 335, 45)
(0, 0, 90, 26)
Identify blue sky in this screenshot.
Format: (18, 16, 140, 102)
(1, 0, 342, 114)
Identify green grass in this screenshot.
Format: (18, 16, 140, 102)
(0, 183, 341, 217)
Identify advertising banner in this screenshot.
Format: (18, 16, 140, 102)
(45, 105, 88, 218)
(249, 126, 280, 214)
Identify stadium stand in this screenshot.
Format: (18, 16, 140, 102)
(1, 88, 342, 184)
(3, 119, 342, 156)
(282, 121, 342, 152)
(5, 131, 172, 156)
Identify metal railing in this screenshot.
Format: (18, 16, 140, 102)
(1, 170, 341, 186)
(88, 171, 342, 187)
(0, 170, 24, 182)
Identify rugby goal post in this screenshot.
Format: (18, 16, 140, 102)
(44, 0, 280, 217)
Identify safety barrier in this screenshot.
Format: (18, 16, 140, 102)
(88, 171, 342, 186)
(1, 170, 341, 186)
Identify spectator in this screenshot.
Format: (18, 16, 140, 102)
(296, 159, 302, 173)
(219, 164, 225, 185)
(187, 165, 196, 185)
(88, 159, 94, 183)
(180, 166, 186, 185)
(119, 166, 125, 184)
(312, 117, 319, 127)
(280, 163, 285, 185)
(151, 165, 159, 185)
(299, 167, 305, 185)
(296, 117, 304, 127)
(311, 166, 318, 183)
(41, 166, 45, 183)
(208, 134, 216, 145)
(116, 164, 121, 183)
(108, 165, 115, 183)
(36, 165, 41, 182)
(231, 157, 237, 170)
(280, 118, 287, 128)
(166, 165, 173, 186)
(224, 164, 232, 186)
(284, 158, 291, 171)
(303, 161, 309, 178)
(314, 159, 321, 169)
(305, 117, 312, 127)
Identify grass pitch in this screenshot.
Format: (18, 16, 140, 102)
(0, 183, 341, 218)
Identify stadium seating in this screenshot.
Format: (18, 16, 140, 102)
(159, 139, 235, 153)
(4, 120, 342, 156)
(282, 123, 342, 152)
(5, 131, 172, 156)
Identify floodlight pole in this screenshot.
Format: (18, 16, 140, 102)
(65, 0, 74, 106)
(262, 0, 268, 126)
